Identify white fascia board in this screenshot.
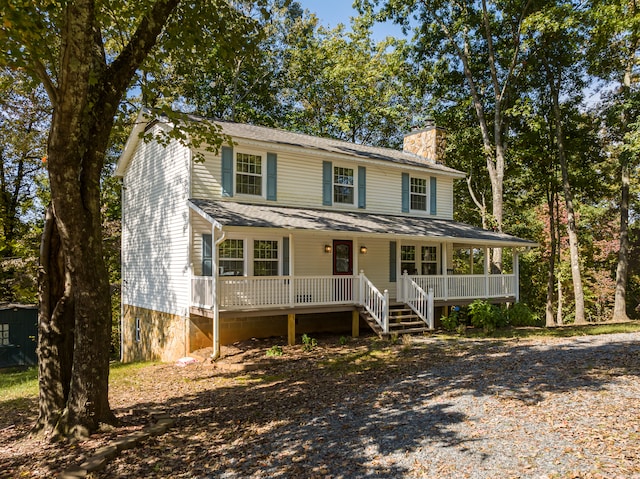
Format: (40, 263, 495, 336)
(188, 201, 224, 230)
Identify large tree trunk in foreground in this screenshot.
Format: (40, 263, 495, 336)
(31, 0, 181, 439)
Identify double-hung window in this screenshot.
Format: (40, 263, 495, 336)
(410, 177, 427, 211)
(253, 240, 279, 276)
(333, 166, 355, 205)
(421, 246, 438, 275)
(400, 245, 417, 275)
(219, 239, 245, 276)
(236, 153, 262, 196)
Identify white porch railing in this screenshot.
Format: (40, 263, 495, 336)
(406, 273, 516, 301)
(402, 277, 434, 329)
(192, 272, 517, 312)
(212, 275, 358, 310)
(192, 276, 215, 309)
(359, 272, 389, 333)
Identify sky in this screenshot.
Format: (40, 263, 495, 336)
(296, 0, 407, 40)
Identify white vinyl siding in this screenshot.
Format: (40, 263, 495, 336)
(121, 127, 191, 316)
(189, 140, 456, 220)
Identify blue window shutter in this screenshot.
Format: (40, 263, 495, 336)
(322, 161, 332, 206)
(221, 146, 233, 197)
(267, 153, 277, 201)
(358, 166, 366, 209)
(401, 173, 409, 213)
(430, 177, 437, 215)
(283, 237, 290, 275)
(202, 234, 213, 276)
(389, 241, 397, 282)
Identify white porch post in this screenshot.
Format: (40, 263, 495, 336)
(442, 243, 449, 300)
(359, 270, 365, 305)
(427, 287, 434, 329)
(211, 226, 226, 360)
(382, 289, 389, 334)
(514, 249, 520, 302)
(289, 233, 294, 307)
(484, 246, 490, 298)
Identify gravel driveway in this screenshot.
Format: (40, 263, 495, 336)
(4, 331, 640, 478)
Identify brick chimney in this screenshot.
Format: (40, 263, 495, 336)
(402, 121, 446, 164)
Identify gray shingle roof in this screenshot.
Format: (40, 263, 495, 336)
(189, 199, 536, 247)
(201, 118, 465, 177)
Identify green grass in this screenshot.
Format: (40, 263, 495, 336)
(0, 367, 39, 401)
(0, 361, 157, 403)
(457, 321, 640, 339)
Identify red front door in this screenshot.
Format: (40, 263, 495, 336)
(333, 240, 353, 301)
(333, 240, 353, 275)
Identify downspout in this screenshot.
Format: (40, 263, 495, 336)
(120, 178, 125, 362)
(211, 224, 226, 360)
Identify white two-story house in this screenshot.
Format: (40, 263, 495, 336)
(116, 112, 535, 362)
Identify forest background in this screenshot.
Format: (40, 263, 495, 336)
(1, 0, 638, 355)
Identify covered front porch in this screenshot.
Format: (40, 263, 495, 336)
(188, 199, 535, 353)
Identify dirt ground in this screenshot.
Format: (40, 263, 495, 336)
(2, 331, 640, 478)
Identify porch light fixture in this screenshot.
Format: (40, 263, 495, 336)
(360, 245, 368, 254)
(324, 244, 332, 253)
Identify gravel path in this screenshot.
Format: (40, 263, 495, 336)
(3, 331, 640, 478)
(227, 333, 640, 479)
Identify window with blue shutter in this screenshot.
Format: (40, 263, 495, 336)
(202, 234, 213, 276)
(267, 153, 277, 201)
(221, 146, 233, 197)
(322, 161, 332, 206)
(401, 173, 409, 213)
(358, 166, 366, 209)
(430, 177, 437, 215)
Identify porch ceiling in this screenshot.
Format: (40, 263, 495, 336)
(189, 199, 537, 247)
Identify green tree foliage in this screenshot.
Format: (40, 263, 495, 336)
(282, 13, 416, 148)
(0, 69, 49, 303)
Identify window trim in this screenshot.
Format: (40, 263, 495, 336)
(400, 244, 439, 276)
(217, 235, 284, 277)
(332, 164, 357, 206)
(218, 238, 246, 277)
(234, 149, 267, 198)
(134, 317, 141, 343)
(409, 175, 429, 213)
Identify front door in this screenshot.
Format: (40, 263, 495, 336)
(333, 240, 353, 301)
(333, 240, 353, 275)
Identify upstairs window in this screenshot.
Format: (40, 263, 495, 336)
(219, 239, 245, 276)
(236, 153, 262, 196)
(333, 166, 354, 204)
(410, 177, 427, 211)
(254, 240, 279, 276)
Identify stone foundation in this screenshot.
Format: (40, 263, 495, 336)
(121, 305, 187, 362)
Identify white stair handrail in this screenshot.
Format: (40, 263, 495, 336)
(404, 276, 434, 329)
(359, 271, 389, 333)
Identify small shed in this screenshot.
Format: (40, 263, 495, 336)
(0, 304, 38, 368)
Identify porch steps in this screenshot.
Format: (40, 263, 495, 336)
(360, 305, 432, 338)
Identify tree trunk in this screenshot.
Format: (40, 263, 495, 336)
(32, 0, 181, 439)
(612, 37, 636, 322)
(612, 150, 630, 321)
(556, 275, 563, 326)
(35, 207, 75, 437)
(550, 81, 586, 324)
(545, 187, 557, 327)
